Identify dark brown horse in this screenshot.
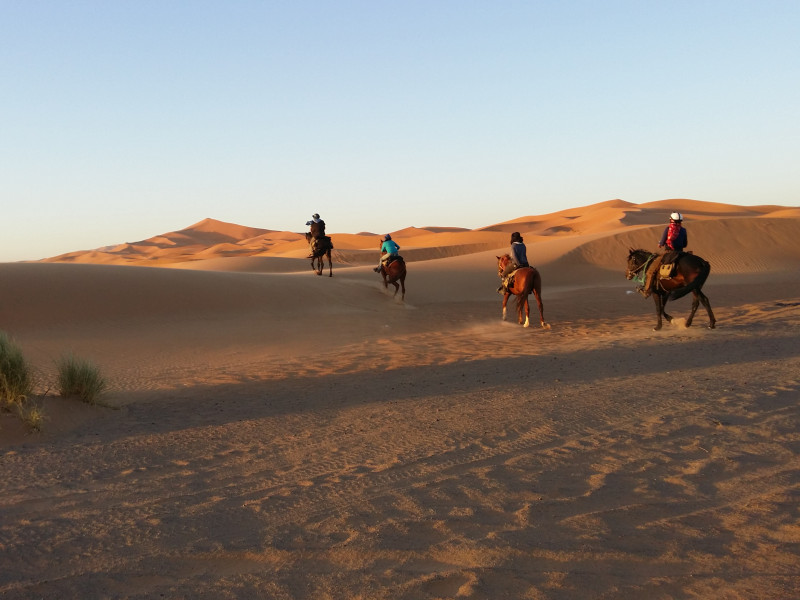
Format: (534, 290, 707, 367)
(626, 248, 715, 330)
(305, 232, 333, 277)
(497, 255, 547, 328)
(378, 254, 406, 300)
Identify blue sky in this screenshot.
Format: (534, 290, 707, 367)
(2, 1, 798, 261)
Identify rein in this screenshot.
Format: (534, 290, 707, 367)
(629, 253, 656, 285)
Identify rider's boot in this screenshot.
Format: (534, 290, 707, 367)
(638, 271, 654, 297)
(497, 277, 508, 294)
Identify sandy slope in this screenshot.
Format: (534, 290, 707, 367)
(1, 200, 799, 599)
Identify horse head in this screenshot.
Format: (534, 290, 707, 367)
(496, 254, 512, 277)
(625, 248, 652, 281)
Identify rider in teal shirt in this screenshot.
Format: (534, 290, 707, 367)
(375, 234, 400, 272)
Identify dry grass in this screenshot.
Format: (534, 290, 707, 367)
(16, 399, 45, 431)
(57, 353, 107, 405)
(0, 331, 33, 410)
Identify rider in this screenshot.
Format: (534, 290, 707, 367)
(640, 212, 688, 297)
(305, 213, 326, 258)
(658, 212, 688, 253)
(498, 231, 529, 293)
(374, 234, 400, 272)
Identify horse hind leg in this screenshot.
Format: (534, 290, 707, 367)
(516, 294, 529, 326)
(532, 288, 547, 329)
(698, 290, 716, 329)
(327, 251, 333, 277)
(523, 296, 530, 327)
(686, 291, 700, 327)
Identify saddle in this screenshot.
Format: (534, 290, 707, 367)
(504, 266, 524, 288)
(386, 254, 403, 266)
(658, 251, 683, 279)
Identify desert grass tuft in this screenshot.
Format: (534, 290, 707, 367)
(16, 399, 45, 431)
(57, 353, 107, 405)
(0, 331, 34, 410)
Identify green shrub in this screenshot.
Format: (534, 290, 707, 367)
(0, 331, 33, 409)
(57, 353, 107, 405)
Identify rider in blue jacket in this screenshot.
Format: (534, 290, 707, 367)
(640, 212, 688, 297)
(658, 212, 688, 252)
(498, 232, 530, 293)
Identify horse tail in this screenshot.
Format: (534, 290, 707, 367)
(669, 258, 710, 301)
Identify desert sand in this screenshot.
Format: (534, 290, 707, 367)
(1, 199, 799, 599)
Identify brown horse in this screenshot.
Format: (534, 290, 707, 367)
(378, 255, 406, 300)
(305, 232, 333, 277)
(497, 255, 547, 328)
(626, 248, 716, 330)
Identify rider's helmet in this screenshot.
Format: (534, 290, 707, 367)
(312, 213, 320, 220)
(383, 234, 392, 241)
(670, 212, 683, 222)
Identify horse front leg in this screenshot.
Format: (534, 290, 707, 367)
(501, 293, 510, 321)
(653, 294, 664, 330)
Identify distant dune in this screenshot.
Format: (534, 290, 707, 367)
(37, 199, 800, 271)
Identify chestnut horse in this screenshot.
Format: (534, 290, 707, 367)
(626, 248, 715, 330)
(305, 232, 333, 277)
(378, 255, 406, 300)
(497, 255, 547, 328)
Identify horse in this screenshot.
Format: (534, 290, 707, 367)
(305, 232, 333, 277)
(625, 248, 716, 330)
(378, 255, 406, 300)
(497, 255, 547, 328)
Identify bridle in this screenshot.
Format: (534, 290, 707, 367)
(626, 252, 656, 284)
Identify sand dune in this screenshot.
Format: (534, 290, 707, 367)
(2, 199, 799, 599)
(38, 198, 800, 272)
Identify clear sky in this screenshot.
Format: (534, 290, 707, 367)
(2, 1, 798, 261)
